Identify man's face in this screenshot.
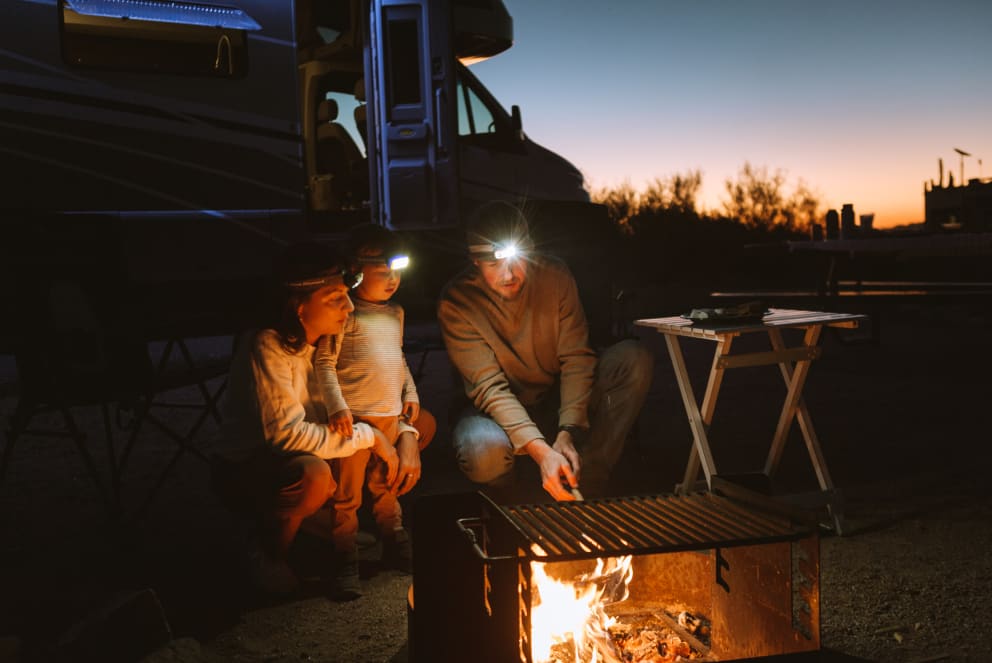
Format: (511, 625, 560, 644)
(476, 256, 527, 300)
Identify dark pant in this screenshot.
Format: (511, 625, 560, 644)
(211, 450, 334, 559)
(451, 339, 654, 498)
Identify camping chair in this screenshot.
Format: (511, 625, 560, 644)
(0, 278, 153, 517)
(0, 279, 231, 520)
(115, 333, 231, 519)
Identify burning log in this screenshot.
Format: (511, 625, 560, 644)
(543, 609, 713, 663)
(608, 609, 712, 662)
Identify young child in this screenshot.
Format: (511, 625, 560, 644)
(315, 224, 436, 600)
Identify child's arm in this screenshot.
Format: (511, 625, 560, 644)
(315, 332, 353, 438)
(398, 305, 420, 423)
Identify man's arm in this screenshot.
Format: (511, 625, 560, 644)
(438, 297, 543, 450)
(555, 264, 596, 429)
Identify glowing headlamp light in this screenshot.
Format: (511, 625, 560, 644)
(494, 244, 518, 260)
(356, 253, 410, 271)
(468, 241, 521, 261)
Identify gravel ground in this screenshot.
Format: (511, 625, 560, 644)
(1, 300, 989, 663)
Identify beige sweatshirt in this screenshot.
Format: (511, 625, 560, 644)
(438, 255, 596, 450)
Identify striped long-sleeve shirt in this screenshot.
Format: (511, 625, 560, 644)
(316, 299, 419, 418)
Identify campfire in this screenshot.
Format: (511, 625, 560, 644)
(530, 554, 712, 663)
(410, 490, 820, 663)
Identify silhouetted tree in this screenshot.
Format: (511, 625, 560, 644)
(640, 170, 703, 216)
(591, 180, 638, 234)
(722, 162, 820, 233)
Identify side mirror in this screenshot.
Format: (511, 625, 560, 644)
(511, 104, 524, 141)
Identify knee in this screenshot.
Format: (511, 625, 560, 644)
(414, 409, 437, 451)
(294, 456, 334, 511)
(452, 416, 514, 484)
(605, 340, 654, 391)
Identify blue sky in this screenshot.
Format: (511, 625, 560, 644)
(470, 0, 992, 227)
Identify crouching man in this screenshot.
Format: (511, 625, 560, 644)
(438, 202, 653, 502)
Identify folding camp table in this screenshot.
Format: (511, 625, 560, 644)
(635, 308, 867, 534)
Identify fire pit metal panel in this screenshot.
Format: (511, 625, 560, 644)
(499, 493, 807, 561)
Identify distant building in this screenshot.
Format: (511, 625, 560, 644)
(925, 178, 992, 232)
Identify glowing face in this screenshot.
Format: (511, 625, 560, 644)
(355, 262, 402, 302)
(476, 255, 527, 300)
(297, 282, 354, 342)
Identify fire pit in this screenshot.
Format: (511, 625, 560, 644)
(410, 485, 820, 662)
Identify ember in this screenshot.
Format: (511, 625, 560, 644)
(545, 609, 712, 663)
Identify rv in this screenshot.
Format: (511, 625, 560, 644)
(1, 0, 600, 333)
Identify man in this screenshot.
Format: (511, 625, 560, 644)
(438, 202, 653, 501)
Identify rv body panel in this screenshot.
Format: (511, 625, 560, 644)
(1, 0, 600, 335)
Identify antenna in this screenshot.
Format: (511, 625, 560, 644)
(954, 147, 971, 185)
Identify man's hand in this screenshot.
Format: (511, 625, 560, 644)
(390, 431, 422, 496)
(552, 429, 582, 482)
(369, 428, 399, 487)
(524, 438, 578, 502)
(328, 408, 354, 439)
(401, 401, 420, 424)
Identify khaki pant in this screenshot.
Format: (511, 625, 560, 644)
(330, 409, 436, 551)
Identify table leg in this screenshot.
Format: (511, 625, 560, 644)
(765, 326, 845, 533)
(682, 336, 733, 492)
(664, 333, 720, 493)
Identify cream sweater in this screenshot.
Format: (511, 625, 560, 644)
(217, 329, 375, 462)
(438, 255, 596, 450)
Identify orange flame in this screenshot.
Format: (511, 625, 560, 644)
(530, 555, 633, 663)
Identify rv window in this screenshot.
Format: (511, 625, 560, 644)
(384, 19, 422, 112)
(457, 74, 496, 136)
(60, 0, 256, 77)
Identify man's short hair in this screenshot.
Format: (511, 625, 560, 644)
(465, 201, 531, 258)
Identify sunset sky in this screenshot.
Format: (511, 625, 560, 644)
(471, 0, 992, 228)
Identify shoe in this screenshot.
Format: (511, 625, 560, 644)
(381, 526, 413, 573)
(248, 550, 299, 595)
(331, 549, 362, 601)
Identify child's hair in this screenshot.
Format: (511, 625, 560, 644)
(346, 223, 404, 263)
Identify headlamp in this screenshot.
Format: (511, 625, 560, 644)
(285, 268, 363, 290)
(356, 253, 410, 271)
(468, 241, 521, 261)
(388, 255, 410, 270)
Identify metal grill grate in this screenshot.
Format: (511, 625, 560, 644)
(497, 493, 809, 561)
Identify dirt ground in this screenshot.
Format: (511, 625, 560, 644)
(1, 298, 990, 663)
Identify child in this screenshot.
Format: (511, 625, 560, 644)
(315, 224, 436, 600)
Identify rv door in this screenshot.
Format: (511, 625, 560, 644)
(366, 0, 458, 229)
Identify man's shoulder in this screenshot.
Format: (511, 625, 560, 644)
(529, 254, 577, 288)
(534, 253, 570, 274)
(439, 265, 479, 301)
